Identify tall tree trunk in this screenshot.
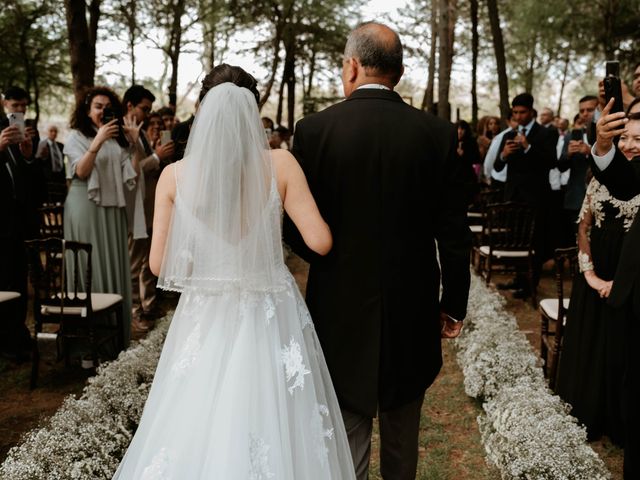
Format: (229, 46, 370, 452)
(130, 38, 136, 84)
(470, 0, 479, 128)
(276, 65, 286, 125)
(286, 58, 295, 130)
(64, 0, 101, 102)
(166, 0, 186, 109)
(437, 0, 452, 121)
(422, 0, 438, 111)
(306, 48, 317, 97)
(524, 34, 538, 93)
(556, 50, 570, 117)
(486, 0, 510, 119)
(260, 26, 283, 110)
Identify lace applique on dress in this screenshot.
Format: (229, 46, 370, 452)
(264, 294, 276, 325)
(170, 322, 201, 378)
(281, 336, 310, 394)
(310, 404, 335, 467)
(140, 448, 171, 480)
(580, 178, 640, 231)
(249, 435, 275, 480)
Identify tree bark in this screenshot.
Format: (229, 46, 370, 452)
(64, 0, 101, 102)
(276, 64, 286, 125)
(557, 50, 570, 117)
(437, 0, 453, 121)
(166, 0, 186, 109)
(470, 0, 479, 128)
(422, 0, 438, 111)
(486, 0, 510, 120)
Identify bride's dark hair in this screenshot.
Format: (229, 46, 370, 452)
(199, 64, 260, 104)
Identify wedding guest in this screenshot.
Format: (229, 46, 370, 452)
(0, 86, 36, 360)
(588, 97, 640, 480)
(476, 115, 500, 160)
(493, 93, 557, 298)
(558, 101, 640, 457)
(457, 120, 482, 180)
(64, 86, 144, 348)
(157, 106, 176, 132)
(146, 112, 163, 148)
(36, 124, 66, 202)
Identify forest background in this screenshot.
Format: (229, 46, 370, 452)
(1, 0, 639, 131)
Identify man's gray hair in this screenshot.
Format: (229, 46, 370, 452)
(344, 22, 403, 82)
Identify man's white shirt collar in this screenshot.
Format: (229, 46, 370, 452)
(357, 84, 390, 91)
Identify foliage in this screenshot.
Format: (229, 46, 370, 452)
(0, 0, 70, 121)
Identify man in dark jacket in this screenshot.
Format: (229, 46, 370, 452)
(283, 22, 471, 480)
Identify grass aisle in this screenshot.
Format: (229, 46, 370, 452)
(288, 253, 497, 479)
(367, 341, 497, 480)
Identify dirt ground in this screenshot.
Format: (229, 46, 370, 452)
(0, 256, 625, 479)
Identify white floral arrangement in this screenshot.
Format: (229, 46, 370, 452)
(457, 275, 611, 479)
(0, 314, 172, 480)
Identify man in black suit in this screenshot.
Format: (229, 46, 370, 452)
(283, 22, 471, 480)
(590, 101, 640, 480)
(0, 86, 39, 359)
(493, 93, 557, 297)
(36, 124, 66, 200)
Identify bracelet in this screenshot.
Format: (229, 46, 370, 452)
(578, 251, 594, 273)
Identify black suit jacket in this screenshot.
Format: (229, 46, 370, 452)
(36, 139, 66, 183)
(283, 88, 472, 417)
(558, 131, 591, 212)
(590, 151, 640, 312)
(493, 122, 557, 208)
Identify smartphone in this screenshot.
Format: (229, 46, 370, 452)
(570, 128, 583, 142)
(603, 60, 623, 114)
(160, 130, 172, 145)
(102, 106, 116, 124)
(7, 112, 25, 142)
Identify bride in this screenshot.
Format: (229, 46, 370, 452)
(112, 65, 356, 479)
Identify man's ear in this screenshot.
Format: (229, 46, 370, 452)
(126, 101, 134, 113)
(347, 58, 359, 84)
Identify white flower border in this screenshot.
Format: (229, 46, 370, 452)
(0, 315, 172, 480)
(457, 274, 611, 479)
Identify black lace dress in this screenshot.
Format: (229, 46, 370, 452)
(557, 177, 640, 446)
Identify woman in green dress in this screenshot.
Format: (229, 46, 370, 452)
(63, 86, 144, 349)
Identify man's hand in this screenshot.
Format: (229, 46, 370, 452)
(568, 140, 590, 156)
(0, 125, 20, 151)
(440, 311, 463, 339)
(595, 98, 628, 156)
(123, 113, 143, 145)
(155, 140, 175, 161)
(501, 140, 520, 160)
(516, 131, 529, 150)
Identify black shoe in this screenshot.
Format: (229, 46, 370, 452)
(512, 288, 532, 300)
(497, 279, 523, 290)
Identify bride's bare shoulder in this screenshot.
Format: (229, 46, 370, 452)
(157, 159, 184, 200)
(270, 149, 299, 176)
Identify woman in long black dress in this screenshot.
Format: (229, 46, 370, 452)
(557, 112, 640, 446)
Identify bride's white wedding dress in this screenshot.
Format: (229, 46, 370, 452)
(112, 83, 355, 479)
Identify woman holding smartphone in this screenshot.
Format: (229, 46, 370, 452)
(63, 86, 144, 349)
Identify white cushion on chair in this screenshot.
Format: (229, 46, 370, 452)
(467, 212, 483, 219)
(41, 293, 123, 317)
(539, 298, 570, 321)
(478, 246, 533, 258)
(0, 291, 21, 303)
(470, 225, 483, 234)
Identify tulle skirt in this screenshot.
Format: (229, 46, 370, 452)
(113, 273, 356, 479)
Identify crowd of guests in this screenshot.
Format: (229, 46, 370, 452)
(0, 82, 292, 359)
(457, 62, 639, 479)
